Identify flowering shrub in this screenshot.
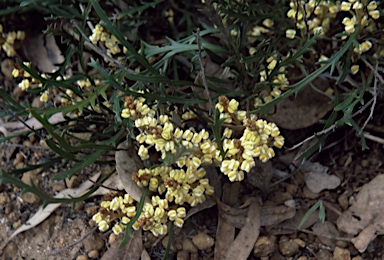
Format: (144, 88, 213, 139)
(0, 0, 381, 246)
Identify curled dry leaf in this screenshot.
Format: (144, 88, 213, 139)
(116, 142, 150, 203)
(302, 162, 340, 193)
(337, 174, 384, 252)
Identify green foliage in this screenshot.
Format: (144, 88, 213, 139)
(298, 200, 326, 229)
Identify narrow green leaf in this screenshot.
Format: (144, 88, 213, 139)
(53, 149, 104, 180)
(299, 200, 321, 229)
(120, 187, 149, 248)
(252, 30, 357, 114)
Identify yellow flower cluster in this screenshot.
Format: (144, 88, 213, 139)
(92, 193, 187, 237)
(95, 95, 283, 237)
(286, 0, 380, 38)
(0, 24, 25, 57)
(253, 56, 289, 108)
(12, 62, 42, 91)
(133, 165, 214, 207)
(11, 61, 107, 111)
(216, 96, 284, 181)
(89, 23, 126, 56)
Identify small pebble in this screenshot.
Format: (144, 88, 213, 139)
(83, 235, 104, 252)
(52, 182, 66, 192)
(65, 175, 80, 188)
(12, 220, 21, 229)
(14, 153, 24, 164)
(253, 236, 276, 257)
(177, 250, 189, 260)
(109, 233, 117, 244)
(182, 238, 198, 253)
(0, 193, 10, 205)
(87, 249, 99, 259)
(293, 238, 305, 248)
(317, 249, 333, 260)
(279, 239, 299, 256)
(5, 204, 13, 214)
(361, 159, 369, 168)
(85, 205, 99, 217)
(338, 194, 349, 211)
(333, 246, 350, 260)
(192, 233, 215, 251)
(76, 255, 88, 260)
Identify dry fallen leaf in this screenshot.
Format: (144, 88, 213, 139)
(214, 183, 239, 259)
(302, 162, 341, 193)
(337, 174, 384, 252)
(116, 142, 149, 203)
(223, 198, 261, 260)
(23, 33, 64, 73)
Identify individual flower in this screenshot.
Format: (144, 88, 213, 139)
(286, 29, 296, 39)
(350, 65, 359, 75)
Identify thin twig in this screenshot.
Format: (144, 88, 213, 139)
(50, 226, 98, 255)
(359, 57, 378, 134)
(288, 60, 379, 151)
(361, 57, 384, 85)
(364, 133, 384, 145)
(0, 104, 43, 139)
(196, 28, 213, 113)
(272, 226, 352, 242)
(287, 123, 337, 151)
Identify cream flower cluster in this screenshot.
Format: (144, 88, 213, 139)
(121, 95, 284, 183)
(0, 24, 25, 57)
(89, 23, 126, 56)
(133, 166, 214, 207)
(92, 193, 187, 237)
(102, 95, 283, 237)
(11, 62, 108, 111)
(11, 62, 51, 102)
(253, 56, 289, 108)
(285, 0, 380, 39)
(216, 96, 284, 181)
